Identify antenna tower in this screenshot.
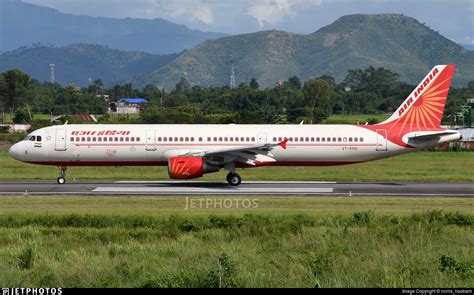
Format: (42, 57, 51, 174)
(49, 63, 55, 84)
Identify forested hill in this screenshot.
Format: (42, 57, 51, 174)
(140, 14, 474, 89)
(0, 44, 180, 86)
(0, 0, 226, 54)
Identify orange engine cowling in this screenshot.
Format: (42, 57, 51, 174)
(168, 156, 219, 179)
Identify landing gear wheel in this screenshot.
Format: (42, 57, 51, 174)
(226, 173, 241, 186)
(57, 166, 67, 185)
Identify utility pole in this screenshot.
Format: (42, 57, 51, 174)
(230, 64, 236, 89)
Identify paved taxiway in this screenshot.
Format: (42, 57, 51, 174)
(0, 181, 472, 196)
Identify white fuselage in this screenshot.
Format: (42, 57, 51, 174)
(10, 124, 418, 167)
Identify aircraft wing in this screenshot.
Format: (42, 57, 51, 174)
(184, 139, 288, 166)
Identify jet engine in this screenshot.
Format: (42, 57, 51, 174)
(168, 156, 219, 179)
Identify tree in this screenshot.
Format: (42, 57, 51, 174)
(468, 80, 474, 91)
(302, 79, 331, 123)
(3, 69, 30, 112)
(249, 78, 259, 90)
(287, 75, 301, 89)
(175, 77, 190, 92)
(13, 107, 32, 124)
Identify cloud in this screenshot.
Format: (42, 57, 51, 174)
(246, 0, 322, 27)
(138, 0, 214, 25)
(465, 36, 474, 45)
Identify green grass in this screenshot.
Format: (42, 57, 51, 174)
(1, 151, 473, 182)
(0, 196, 472, 287)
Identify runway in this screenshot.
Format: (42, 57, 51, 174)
(0, 181, 472, 196)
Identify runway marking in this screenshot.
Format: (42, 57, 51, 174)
(115, 181, 337, 184)
(93, 187, 334, 194)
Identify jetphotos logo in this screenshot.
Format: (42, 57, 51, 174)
(1, 288, 62, 295)
(398, 67, 440, 117)
(185, 197, 259, 210)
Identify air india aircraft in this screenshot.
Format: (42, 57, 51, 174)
(9, 65, 461, 186)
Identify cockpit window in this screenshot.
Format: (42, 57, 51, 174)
(25, 135, 41, 141)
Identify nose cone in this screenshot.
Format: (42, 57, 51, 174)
(9, 143, 20, 160)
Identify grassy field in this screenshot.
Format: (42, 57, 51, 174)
(0, 196, 472, 287)
(1, 151, 473, 182)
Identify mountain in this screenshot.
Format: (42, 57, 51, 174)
(0, 1, 226, 54)
(139, 14, 474, 89)
(462, 44, 474, 51)
(0, 44, 180, 86)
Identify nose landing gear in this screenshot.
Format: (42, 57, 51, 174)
(57, 166, 67, 184)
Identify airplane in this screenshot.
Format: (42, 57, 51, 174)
(9, 65, 462, 186)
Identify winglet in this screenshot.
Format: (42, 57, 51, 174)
(278, 138, 289, 149)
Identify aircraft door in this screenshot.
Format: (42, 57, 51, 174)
(376, 129, 388, 151)
(55, 128, 67, 151)
(257, 133, 267, 144)
(146, 129, 157, 151)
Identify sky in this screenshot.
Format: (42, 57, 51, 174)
(23, 0, 474, 45)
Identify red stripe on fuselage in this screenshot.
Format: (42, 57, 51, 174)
(25, 160, 362, 167)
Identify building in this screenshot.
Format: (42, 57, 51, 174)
(108, 98, 148, 115)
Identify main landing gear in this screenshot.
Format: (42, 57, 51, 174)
(226, 172, 241, 186)
(57, 166, 66, 184)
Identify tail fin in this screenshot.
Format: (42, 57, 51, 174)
(380, 65, 455, 131)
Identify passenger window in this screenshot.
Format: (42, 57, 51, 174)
(300, 137, 304, 142)
(76, 137, 80, 142)
(316, 137, 320, 142)
(70, 137, 74, 142)
(98, 137, 102, 142)
(332, 137, 336, 142)
(185, 137, 189, 141)
(219, 137, 223, 142)
(198, 137, 202, 142)
(114, 137, 118, 142)
(294, 137, 298, 142)
(235, 137, 239, 142)
(163, 137, 167, 142)
(360, 137, 364, 142)
(273, 137, 277, 142)
(311, 137, 314, 142)
(229, 137, 233, 142)
(322, 138, 325, 142)
(157, 137, 162, 142)
(120, 137, 123, 142)
(327, 137, 331, 142)
(213, 137, 217, 142)
(191, 137, 194, 142)
(354, 137, 358, 142)
(82, 137, 86, 142)
(136, 137, 140, 142)
(92, 137, 96, 142)
(349, 137, 353, 142)
(224, 137, 228, 142)
(87, 137, 91, 142)
(130, 137, 134, 142)
(338, 137, 342, 142)
(103, 137, 107, 142)
(109, 137, 113, 142)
